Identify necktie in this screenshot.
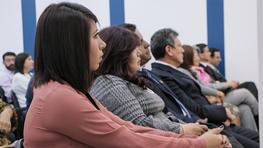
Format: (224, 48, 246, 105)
(143, 69, 192, 119)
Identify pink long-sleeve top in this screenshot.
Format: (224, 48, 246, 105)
(192, 66, 213, 85)
(24, 81, 206, 148)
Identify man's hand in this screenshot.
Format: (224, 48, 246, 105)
(227, 80, 239, 89)
(216, 91, 225, 103)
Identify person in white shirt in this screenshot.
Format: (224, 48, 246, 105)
(11, 53, 33, 108)
(0, 52, 16, 101)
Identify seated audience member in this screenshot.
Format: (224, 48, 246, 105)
(90, 26, 209, 136)
(11, 53, 33, 108)
(149, 28, 259, 148)
(24, 2, 229, 148)
(0, 52, 16, 102)
(209, 47, 258, 101)
(180, 45, 258, 131)
(150, 29, 227, 123)
(196, 44, 258, 100)
(0, 99, 18, 146)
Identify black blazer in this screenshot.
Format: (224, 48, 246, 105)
(140, 69, 199, 123)
(151, 62, 227, 123)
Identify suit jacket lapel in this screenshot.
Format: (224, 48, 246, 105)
(152, 63, 202, 93)
(152, 63, 197, 84)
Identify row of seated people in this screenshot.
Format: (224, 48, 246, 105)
(87, 25, 259, 148)
(0, 52, 33, 107)
(0, 3, 259, 147)
(0, 52, 33, 146)
(0, 26, 259, 148)
(0, 27, 259, 148)
(181, 44, 258, 131)
(24, 4, 227, 147)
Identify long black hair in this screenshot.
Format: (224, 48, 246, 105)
(97, 26, 148, 88)
(15, 53, 30, 74)
(180, 45, 197, 78)
(34, 2, 99, 108)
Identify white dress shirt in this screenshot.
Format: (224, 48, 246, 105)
(11, 72, 31, 108)
(0, 67, 15, 99)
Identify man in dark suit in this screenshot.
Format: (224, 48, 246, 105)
(140, 68, 260, 148)
(149, 28, 228, 123)
(148, 28, 259, 148)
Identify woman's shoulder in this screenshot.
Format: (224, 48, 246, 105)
(192, 66, 205, 73)
(12, 73, 27, 83)
(90, 75, 131, 98)
(13, 72, 23, 78)
(35, 81, 83, 100)
(178, 67, 190, 74)
(93, 75, 128, 86)
(96, 75, 124, 81)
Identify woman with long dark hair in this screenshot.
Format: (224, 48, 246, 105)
(11, 53, 33, 108)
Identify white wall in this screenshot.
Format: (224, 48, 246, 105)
(35, 0, 110, 29)
(0, 0, 110, 72)
(257, 0, 263, 145)
(0, 0, 24, 72)
(125, 0, 207, 69)
(225, 0, 262, 142)
(224, 0, 259, 86)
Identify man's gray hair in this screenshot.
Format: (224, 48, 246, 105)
(150, 28, 179, 60)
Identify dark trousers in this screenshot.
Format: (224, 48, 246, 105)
(205, 122, 259, 148)
(227, 125, 259, 148)
(238, 81, 258, 100)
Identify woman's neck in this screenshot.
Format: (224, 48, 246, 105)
(23, 69, 30, 75)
